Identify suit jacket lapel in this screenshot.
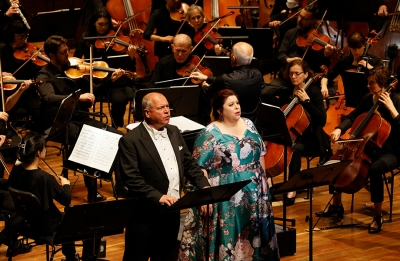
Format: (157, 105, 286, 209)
(138, 124, 169, 181)
(167, 126, 184, 180)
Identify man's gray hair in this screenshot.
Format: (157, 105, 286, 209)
(232, 44, 253, 66)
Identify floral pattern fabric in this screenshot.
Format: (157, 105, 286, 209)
(179, 118, 279, 261)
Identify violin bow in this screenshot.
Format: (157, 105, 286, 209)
(13, 46, 44, 76)
(181, 54, 207, 86)
(301, 9, 328, 60)
(279, 0, 318, 27)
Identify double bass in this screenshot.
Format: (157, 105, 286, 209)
(264, 66, 327, 177)
(106, 0, 156, 78)
(203, 0, 239, 27)
(332, 78, 398, 194)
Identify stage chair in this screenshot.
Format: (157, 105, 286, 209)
(383, 167, 400, 222)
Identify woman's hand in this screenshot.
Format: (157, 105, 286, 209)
(18, 80, 32, 93)
(0, 112, 9, 122)
(127, 45, 136, 60)
(111, 69, 125, 82)
(59, 176, 70, 186)
(79, 93, 95, 104)
(379, 92, 399, 118)
(330, 128, 342, 142)
(214, 44, 223, 56)
(0, 135, 6, 147)
(200, 204, 213, 216)
(295, 89, 310, 102)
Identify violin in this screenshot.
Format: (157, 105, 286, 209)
(296, 28, 335, 52)
(1, 74, 42, 91)
(65, 57, 136, 80)
(176, 55, 212, 85)
(193, 23, 230, 56)
(94, 30, 147, 56)
(13, 42, 50, 67)
(170, 3, 189, 22)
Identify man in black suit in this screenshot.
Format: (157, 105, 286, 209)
(117, 92, 210, 261)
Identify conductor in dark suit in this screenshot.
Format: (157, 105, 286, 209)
(117, 92, 210, 261)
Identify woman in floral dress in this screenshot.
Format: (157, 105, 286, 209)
(178, 89, 279, 261)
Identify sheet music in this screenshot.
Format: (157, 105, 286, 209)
(126, 116, 205, 132)
(68, 124, 122, 173)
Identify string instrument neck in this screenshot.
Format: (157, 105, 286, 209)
(283, 77, 313, 117)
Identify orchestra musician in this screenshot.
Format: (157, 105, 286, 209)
(0, 0, 28, 39)
(147, 33, 195, 88)
(268, 60, 330, 205)
(36, 35, 127, 203)
(316, 66, 400, 234)
(144, 0, 192, 59)
(320, 31, 381, 98)
(185, 5, 223, 57)
(74, 8, 136, 128)
(190, 42, 263, 125)
(116, 92, 210, 261)
(260, 3, 334, 103)
(0, 20, 45, 132)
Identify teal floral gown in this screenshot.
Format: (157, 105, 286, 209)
(178, 118, 279, 261)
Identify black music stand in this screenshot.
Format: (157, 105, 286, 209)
(134, 86, 200, 122)
(275, 160, 352, 261)
(256, 103, 295, 224)
(204, 56, 260, 76)
(51, 199, 134, 260)
(29, 8, 82, 42)
(341, 71, 368, 108)
(217, 27, 273, 59)
(168, 180, 251, 259)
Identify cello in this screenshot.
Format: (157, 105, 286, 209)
(264, 66, 327, 177)
(106, 0, 156, 78)
(332, 78, 398, 194)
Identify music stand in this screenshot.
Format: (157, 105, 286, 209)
(341, 71, 368, 108)
(217, 27, 273, 59)
(256, 103, 294, 228)
(274, 160, 352, 261)
(86, 54, 132, 70)
(29, 8, 82, 42)
(134, 86, 200, 122)
(168, 180, 251, 258)
(52, 199, 134, 259)
(203, 56, 260, 76)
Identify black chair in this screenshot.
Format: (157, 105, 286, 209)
(7, 187, 55, 261)
(383, 167, 400, 222)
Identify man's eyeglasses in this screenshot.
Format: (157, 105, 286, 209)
(15, 34, 29, 40)
(57, 48, 69, 55)
(289, 71, 304, 77)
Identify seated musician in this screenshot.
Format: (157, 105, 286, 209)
(269, 60, 330, 205)
(185, 5, 223, 57)
(36, 35, 127, 203)
(0, 0, 27, 40)
(316, 66, 400, 234)
(320, 31, 381, 98)
(74, 8, 136, 128)
(144, 0, 192, 59)
(190, 42, 263, 124)
(116, 92, 210, 261)
(0, 20, 45, 132)
(7, 131, 99, 261)
(147, 33, 195, 88)
(261, 3, 334, 102)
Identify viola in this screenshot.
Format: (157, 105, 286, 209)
(176, 55, 213, 85)
(1, 74, 42, 91)
(193, 23, 230, 56)
(94, 30, 148, 56)
(332, 78, 398, 194)
(65, 57, 136, 80)
(170, 3, 189, 22)
(264, 66, 328, 176)
(13, 42, 50, 67)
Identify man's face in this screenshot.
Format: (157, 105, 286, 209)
(144, 94, 171, 130)
(172, 41, 192, 64)
(297, 10, 315, 30)
(54, 43, 70, 65)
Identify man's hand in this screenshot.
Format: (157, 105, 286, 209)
(0, 112, 9, 122)
(111, 69, 125, 82)
(378, 5, 388, 16)
(190, 71, 207, 82)
(79, 93, 95, 104)
(159, 195, 178, 206)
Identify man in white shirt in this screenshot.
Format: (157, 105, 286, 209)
(117, 92, 210, 261)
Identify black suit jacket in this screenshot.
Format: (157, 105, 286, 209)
(117, 123, 209, 213)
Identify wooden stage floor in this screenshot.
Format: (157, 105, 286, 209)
(1, 102, 400, 261)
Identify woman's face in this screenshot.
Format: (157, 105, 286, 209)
(289, 64, 308, 86)
(220, 95, 241, 121)
(349, 45, 364, 60)
(367, 75, 384, 95)
(95, 17, 109, 36)
(188, 9, 204, 29)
